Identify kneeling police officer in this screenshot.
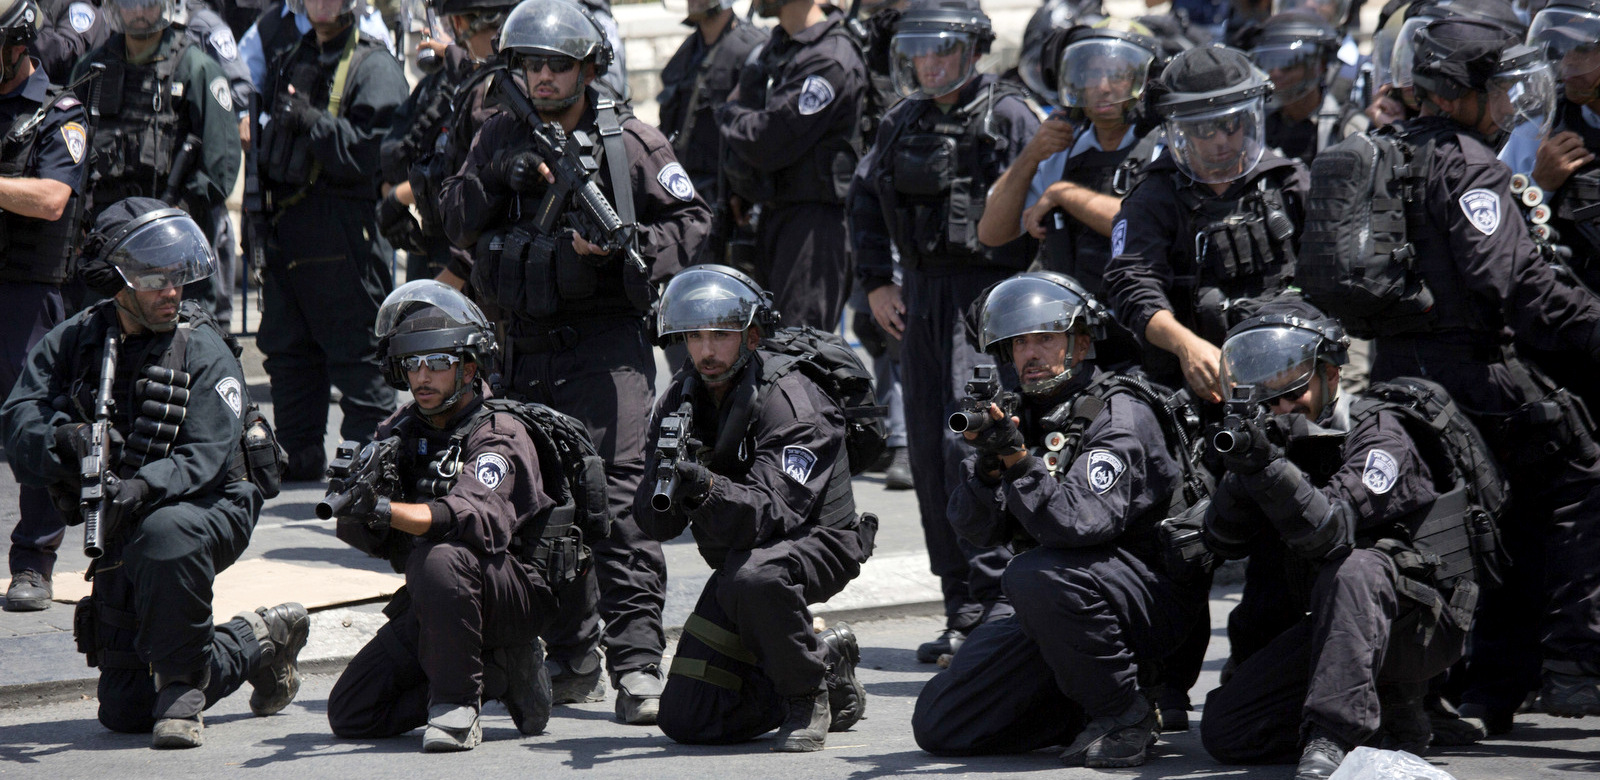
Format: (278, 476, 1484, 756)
(637, 265, 873, 753)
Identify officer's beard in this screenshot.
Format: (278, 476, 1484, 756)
(0, 48, 25, 84)
(696, 344, 753, 386)
(114, 290, 180, 333)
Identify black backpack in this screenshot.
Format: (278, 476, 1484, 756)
(761, 326, 888, 476)
(1298, 127, 1438, 338)
(1053, 373, 1214, 517)
(465, 398, 613, 546)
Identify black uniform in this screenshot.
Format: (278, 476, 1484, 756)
(2, 63, 88, 584)
(638, 353, 874, 743)
(850, 75, 1039, 636)
(912, 366, 1201, 755)
(328, 399, 560, 737)
(1264, 93, 1368, 168)
(1201, 396, 1471, 760)
(716, 6, 866, 329)
(1, 301, 266, 732)
(254, 22, 407, 477)
(34, 0, 109, 84)
(440, 87, 710, 680)
(657, 14, 767, 197)
(1373, 116, 1600, 717)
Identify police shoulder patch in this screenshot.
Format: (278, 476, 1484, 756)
(209, 76, 233, 112)
(797, 75, 835, 117)
(1361, 448, 1399, 495)
(781, 445, 817, 484)
(1110, 219, 1127, 257)
(209, 28, 239, 62)
(60, 122, 86, 165)
(67, 1, 95, 33)
(475, 452, 510, 490)
(656, 161, 695, 202)
(1458, 188, 1500, 236)
(215, 376, 243, 418)
(1085, 449, 1125, 495)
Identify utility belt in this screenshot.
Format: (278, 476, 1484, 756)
(473, 224, 650, 320)
(1369, 488, 1485, 644)
(509, 506, 590, 588)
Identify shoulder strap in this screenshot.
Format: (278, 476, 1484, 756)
(593, 97, 635, 227)
(325, 29, 363, 119)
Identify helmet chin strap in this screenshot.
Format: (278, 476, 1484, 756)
(417, 363, 471, 419)
(696, 342, 753, 385)
(1020, 335, 1082, 398)
(114, 294, 178, 333)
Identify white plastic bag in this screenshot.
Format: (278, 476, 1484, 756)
(1327, 747, 1459, 780)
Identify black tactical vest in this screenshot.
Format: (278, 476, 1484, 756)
(1041, 140, 1130, 294)
(0, 89, 81, 284)
(85, 34, 194, 211)
(1172, 166, 1299, 343)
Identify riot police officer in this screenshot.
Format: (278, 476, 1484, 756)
(1371, 18, 1600, 729)
(1104, 44, 1308, 402)
(1240, 11, 1368, 167)
(70, 0, 242, 316)
(252, 0, 407, 481)
(715, 0, 867, 329)
(0, 0, 91, 613)
(1199, 302, 1483, 779)
(0, 200, 304, 749)
(378, 0, 512, 285)
(35, 0, 108, 83)
(438, 0, 710, 725)
(327, 280, 567, 752)
(911, 273, 1203, 768)
(848, 0, 1038, 663)
(637, 265, 872, 752)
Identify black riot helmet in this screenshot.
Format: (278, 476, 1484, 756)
(656, 264, 781, 383)
(1052, 18, 1162, 115)
(106, 0, 175, 35)
(889, 0, 994, 99)
(1409, 17, 1515, 100)
(1221, 299, 1349, 405)
(1487, 41, 1556, 135)
(1243, 11, 1340, 108)
(375, 280, 499, 413)
(78, 197, 217, 332)
(1529, 0, 1600, 89)
(437, 0, 518, 35)
(499, 0, 613, 109)
(1017, 0, 1103, 100)
(1390, 0, 1522, 90)
(1156, 45, 1274, 184)
(0, 0, 40, 46)
(977, 272, 1108, 396)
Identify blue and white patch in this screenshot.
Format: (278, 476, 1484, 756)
(475, 452, 510, 490)
(60, 122, 86, 165)
(214, 376, 242, 418)
(209, 76, 233, 112)
(1459, 188, 1500, 236)
(1110, 219, 1127, 257)
(797, 75, 835, 117)
(781, 445, 817, 484)
(1361, 448, 1399, 495)
(657, 161, 695, 202)
(1085, 449, 1125, 495)
(209, 28, 239, 62)
(67, 1, 95, 33)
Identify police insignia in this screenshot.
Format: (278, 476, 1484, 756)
(1085, 449, 1125, 495)
(797, 75, 835, 117)
(60, 122, 86, 165)
(1110, 219, 1127, 257)
(475, 453, 510, 490)
(781, 445, 817, 484)
(67, 1, 94, 33)
(1458, 188, 1500, 236)
(1361, 448, 1398, 495)
(209, 76, 233, 112)
(209, 28, 239, 62)
(215, 377, 243, 418)
(657, 162, 696, 202)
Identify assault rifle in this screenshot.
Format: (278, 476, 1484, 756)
(241, 93, 267, 330)
(948, 365, 1020, 434)
(81, 331, 119, 559)
(316, 436, 402, 520)
(493, 74, 648, 277)
(1212, 383, 1294, 456)
(649, 401, 697, 513)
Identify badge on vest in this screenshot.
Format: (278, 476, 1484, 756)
(209, 28, 239, 62)
(1458, 188, 1500, 236)
(209, 76, 233, 112)
(61, 122, 86, 165)
(782, 445, 817, 484)
(475, 452, 510, 490)
(1361, 448, 1398, 495)
(1086, 449, 1125, 495)
(215, 376, 243, 418)
(657, 162, 696, 202)
(67, 1, 94, 33)
(1110, 219, 1127, 257)
(797, 75, 835, 117)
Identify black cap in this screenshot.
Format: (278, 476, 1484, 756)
(1411, 18, 1513, 97)
(1156, 45, 1272, 114)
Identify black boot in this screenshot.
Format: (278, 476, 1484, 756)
(774, 687, 830, 752)
(546, 646, 607, 704)
(1377, 681, 1431, 753)
(486, 640, 552, 735)
(884, 448, 913, 491)
(4, 570, 52, 612)
(614, 665, 665, 725)
(1541, 660, 1600, 717)
(916, 628, 966, 664)
(1060, 697, 1157, 768)
(820, 622, 866, 731)
(246, 602, 310, 716)
(1295, 727, 1351, 780)
(284, 446, 327, 483)
(152, 668, 210, 749)
(1426, 691, 1485, 746)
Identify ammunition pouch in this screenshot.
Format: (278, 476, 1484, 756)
(512, 505, 590, 588)
(892, 135, 957, 197)
(242, 406, 286, 499)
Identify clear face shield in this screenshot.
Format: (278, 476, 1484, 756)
(978, 277, 1090, 353)
(375, 279, 491, 339)
(1391, 16, 1433, 89)
(1057, 39, 1152, 120)
(1219, 326, 1323, 403)
(106, 216, 216, 292)
(405, 0, 454, 44)
(891, 31, 979, 99)
(1251, 40, 1329, 107)
(1165, 97, 1268, 184)
(656, 269, 761, 338)
(1272, 0, 1350, 25)
(1488, 58, 1556, 137)
(290, 0, 360, 24)
(1530, 8, 1600, 101)
(106, 0, 171, 36)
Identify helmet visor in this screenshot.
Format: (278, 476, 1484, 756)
(1220, 326, 1322, 401)
(407, 0, 454, 45)
(375, 279, 491, 338)
(1165, 98, 1268, 184)
(657, 268, 762, 336)
(1529, 8, 1600, 79)
(1251, 41, 1328, 106)
(499, 0, 601, 61)
(1488, 59, 1556, 136)
(107, 0, 171, 35)
(979, 276, 1089, 351)
(1391, 16, 1432, 88)
(891, 31, 978, 98)
(1058, 39, 1153, 112)
(1272, 0, 1350, 25)
(107, 216, 215, 292)
(293, 0, 359, 24)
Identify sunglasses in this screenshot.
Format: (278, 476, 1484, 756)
(399, 353, 463, 373)
(1186, 114, 1246, 140)
(522, 55, 579, 74)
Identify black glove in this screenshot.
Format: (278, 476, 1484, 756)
(54, 423, 123, 462)
(375, 193, 426, 255)
(1216, 416, 1283, 475)
(335, 481, 393, 530)
(968, 415, 1025, 457)
(483, 149, 540, 193)
(103, 475, 150, 520)
(274, 88, 322, 133)
(673, 460, 714, 507)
